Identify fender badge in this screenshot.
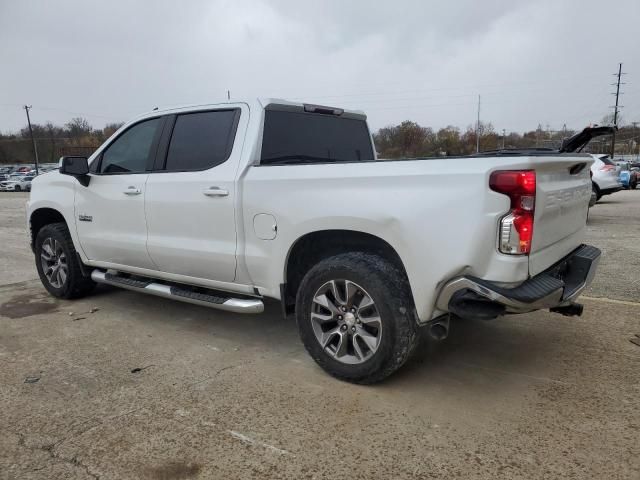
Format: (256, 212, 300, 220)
(78, 214, 93, 222)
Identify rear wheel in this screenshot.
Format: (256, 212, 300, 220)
(295, 252, 419, 384)
(35, 223, 95, 299)
(15, 185, 21, 192)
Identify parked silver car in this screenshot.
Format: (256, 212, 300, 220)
(590, 154, 622, 202)
(0, 174, 35, 192)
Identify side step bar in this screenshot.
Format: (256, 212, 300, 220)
(91, 270, 264, 314)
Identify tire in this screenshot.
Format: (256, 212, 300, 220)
(592, 183, 601, 201)
(35, 222, 95, 299)
(631, 180, 638, 190)
(295, 252, 419, 384)
(15, 185, 21, 192)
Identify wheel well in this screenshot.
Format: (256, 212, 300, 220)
(282, 230, 411, 315)
(30, 208, 66, 250)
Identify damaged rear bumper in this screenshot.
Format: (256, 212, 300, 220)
(436, 244, 601, 319)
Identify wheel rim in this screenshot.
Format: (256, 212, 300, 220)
(40, 237, 68, 288)
(310, 279, 382, 365)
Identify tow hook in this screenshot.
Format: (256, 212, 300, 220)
(426, 314, 451, 341)
(550, 302, 584, 317)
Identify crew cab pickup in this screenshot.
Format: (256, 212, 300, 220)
(27, 99, 601, 383)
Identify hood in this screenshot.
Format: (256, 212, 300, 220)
(559, 126, 616, 153)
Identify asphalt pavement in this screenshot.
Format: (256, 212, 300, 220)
(1, 191, 639, 479)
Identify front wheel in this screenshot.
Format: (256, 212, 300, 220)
(295, 252, 419, 384)
(15, 185, 21, 192)
(35, 222, 95, 299)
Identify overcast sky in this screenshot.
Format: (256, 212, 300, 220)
(1, 0, 638, 134)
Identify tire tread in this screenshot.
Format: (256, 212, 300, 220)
(35, 222, 95, 299)
(295, 252, 419, 384)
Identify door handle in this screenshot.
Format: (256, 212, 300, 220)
(203, 186, 229, 197)
(123, 186, 141, 195)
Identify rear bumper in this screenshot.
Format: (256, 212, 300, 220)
(436, 244, 601, 318)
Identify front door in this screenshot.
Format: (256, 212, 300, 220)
(75, 117, 163, 270)
(145, 107, 244, 282)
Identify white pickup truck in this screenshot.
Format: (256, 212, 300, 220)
(27, 99, 602, 383)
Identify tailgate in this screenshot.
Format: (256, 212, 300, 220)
(529, 156, 592, 276)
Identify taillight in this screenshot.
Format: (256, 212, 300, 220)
(489, 170, 536, 255)
(600, 165, 615, 172)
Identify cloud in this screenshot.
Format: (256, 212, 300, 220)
(0, 0, 638, 133)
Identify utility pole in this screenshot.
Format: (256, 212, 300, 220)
(610, 63, 624, 159)
(502, 129, 506, 149)
(23, 105, 39, 175)
(633, 121, 639, 160)
(476, 95, 481, 153)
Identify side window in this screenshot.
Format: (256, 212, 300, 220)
(99, 118, 161, 174)
(164, 110, 238, 171)
(260, 110, 374, 165)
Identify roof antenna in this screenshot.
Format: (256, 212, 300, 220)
(153, 107, 158, 111)
(227, 90, 231, 101)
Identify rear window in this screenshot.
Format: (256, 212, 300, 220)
(165, 110, 239, 171)
(600, 157, 615, 166)
(260, 110, 374, 165)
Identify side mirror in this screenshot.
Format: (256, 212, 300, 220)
(59, 156, 90, 186)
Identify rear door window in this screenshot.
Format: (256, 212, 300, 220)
(164, 110, 239, 172)
(260, 110, 374, 165)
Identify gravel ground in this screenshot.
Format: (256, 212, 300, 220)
(1, 190, 639, 479)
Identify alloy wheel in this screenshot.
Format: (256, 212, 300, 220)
(40, 237, 68, 288)
(310, 279, 382, 364)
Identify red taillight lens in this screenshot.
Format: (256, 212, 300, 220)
(600, 165, 615, 172)
(490, 170, 536, 255)
(489, 170, 536, 198)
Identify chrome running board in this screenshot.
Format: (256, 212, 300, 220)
(91, 270, 264, 314)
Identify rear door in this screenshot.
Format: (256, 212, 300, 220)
(144, 105, 246, 282)
(529, 156, 592, 275)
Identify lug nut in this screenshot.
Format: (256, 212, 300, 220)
(350, 308, 356, 313)
(341, 306, 347, 312)
(337, 315, 343, 320)
(341, 325, 347, 331)
(351, 326, 356, 332)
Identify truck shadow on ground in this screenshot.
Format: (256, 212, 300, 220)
(392, 316, 562, 385)
(93, 284, 570, 391)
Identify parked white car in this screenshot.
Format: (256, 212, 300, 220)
(0, 174, 35, 191)
(27, 99, 602, 383)
(591, 154, 622, 201)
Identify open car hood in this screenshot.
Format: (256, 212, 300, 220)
(559, 126, 616, 153)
